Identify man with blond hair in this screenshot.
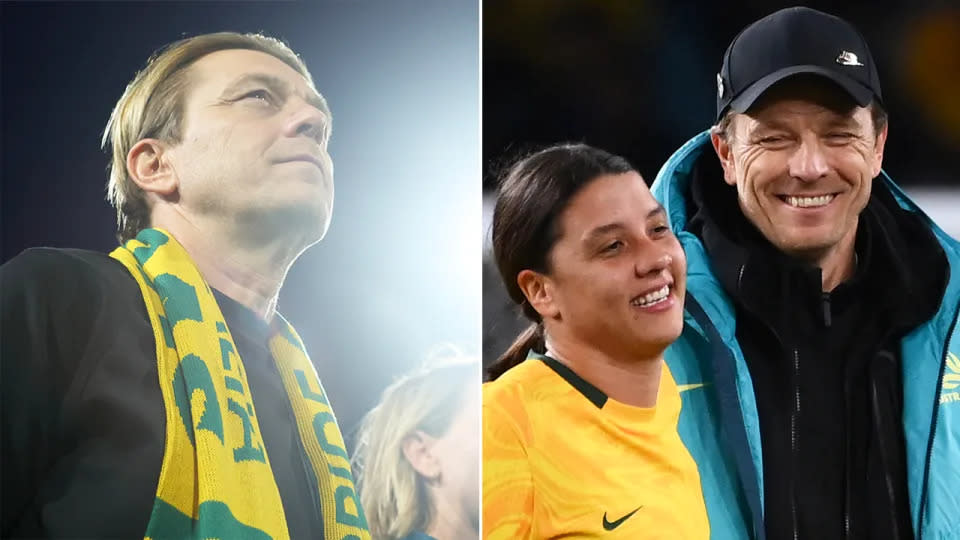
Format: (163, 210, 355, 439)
(653, 7, 960, 539)
(1, 32, 369, 539)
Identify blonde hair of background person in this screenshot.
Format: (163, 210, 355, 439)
(102, 31, 322, 243)
(353, 357, 480, 540)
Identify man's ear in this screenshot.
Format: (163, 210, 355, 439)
(871, 122, 888, 178)
(517, 269, 560, 320)
(401, 431, 440, 481)
(126, 139, 178, 197)
(711, 131, 738, 187)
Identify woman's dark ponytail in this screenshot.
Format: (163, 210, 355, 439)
(486, 322, 545, 381)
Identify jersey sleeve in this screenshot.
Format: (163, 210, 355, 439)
(482, 383, 534, 540)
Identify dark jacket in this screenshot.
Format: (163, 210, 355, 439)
(0, 248, 324, 539)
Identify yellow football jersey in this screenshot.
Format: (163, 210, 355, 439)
(483, 353, 709, 539)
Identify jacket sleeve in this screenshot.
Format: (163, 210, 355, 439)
(0, 249, 90, 534)
(482, 385, 535, 540)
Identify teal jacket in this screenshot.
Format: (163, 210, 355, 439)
(652, 131, 960, 540)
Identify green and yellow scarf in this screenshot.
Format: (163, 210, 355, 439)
(109, 228, 370, 540)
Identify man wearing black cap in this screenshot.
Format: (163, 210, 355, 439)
(652, 6, 960, 540)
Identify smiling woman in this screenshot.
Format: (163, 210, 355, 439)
(482, 144, 709, 539)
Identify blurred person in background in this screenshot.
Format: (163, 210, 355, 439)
(652, 7, 960, 539)
(1, 32, 368, 539)
(353, 357, 480, 540)
(483, 144, 709, 538)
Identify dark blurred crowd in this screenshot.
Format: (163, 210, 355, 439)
(484, 0, 959, 188)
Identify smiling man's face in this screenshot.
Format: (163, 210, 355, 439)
(712, 77, 887, 259)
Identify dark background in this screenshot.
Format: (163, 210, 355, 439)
(482, 0, 960, 365)
(0, 0, 480, 449)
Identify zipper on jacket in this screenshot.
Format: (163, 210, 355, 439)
(871, 373, 902, 540)
(916, 304, 960, 540)
(792, 347, 801, 540)
(844, 464, 851, 539)
(844, 371, 853, 540)
(822, 293, 832, 327)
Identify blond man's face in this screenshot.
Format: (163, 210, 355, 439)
(167, 49, 334, 242)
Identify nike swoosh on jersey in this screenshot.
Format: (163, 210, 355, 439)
(677, 382, 710, 393)
(602, 506, 642, 530)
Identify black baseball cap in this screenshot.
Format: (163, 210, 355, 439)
(716, 7, 883, 121)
